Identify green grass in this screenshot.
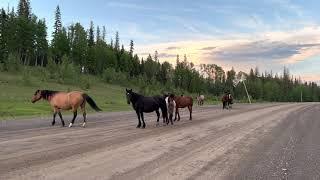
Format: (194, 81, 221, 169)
(0, 71, 131, 120)
(0, 69, 220, 120)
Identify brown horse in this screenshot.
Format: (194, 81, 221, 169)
(31, 90, 102, 127)
(174, 95, 193, 121)
(222, 93, 233, 109)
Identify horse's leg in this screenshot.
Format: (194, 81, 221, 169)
(58, 111, 65, 127)
(188, 105, 193, 120)
(136, 110, 141, 128)
(52, 111, 57, 126)
(156, 110, 160, 126)
(174, 108, 179, 121)
(69, 110, 78, 128)
(81, 103, 86, 127)
(169, 114, 173, 125)
(140, 112, 146, 128)
(177, 108, 181, 121)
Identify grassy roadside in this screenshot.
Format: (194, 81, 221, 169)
(0, 70, 220, 120)
(0, 71, 131, 120)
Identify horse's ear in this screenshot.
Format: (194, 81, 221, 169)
(126, 88, 128, 92)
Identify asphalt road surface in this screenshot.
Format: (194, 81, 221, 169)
(0, 103, 319, 180)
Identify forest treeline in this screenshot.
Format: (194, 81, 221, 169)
(0, 0, 319, 102)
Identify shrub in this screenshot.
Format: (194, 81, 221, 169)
(102, 68, 127, 85)
(79, 76, 91, 90)
(46, 57, 58, 79)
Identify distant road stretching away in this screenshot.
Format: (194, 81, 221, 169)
(0, 103, 320, 180)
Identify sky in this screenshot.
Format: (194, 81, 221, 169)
(1, 0, 320, 83)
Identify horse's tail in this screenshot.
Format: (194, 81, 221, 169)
(82, 94, 102, 112)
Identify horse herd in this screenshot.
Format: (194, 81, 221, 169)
(31, 89, 233, 128)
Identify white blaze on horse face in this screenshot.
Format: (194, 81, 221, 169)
(69, 123, 73, 128)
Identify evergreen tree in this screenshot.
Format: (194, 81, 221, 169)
(96, 25, 100, 43)
(70, 23, 87, 66)
(154, 50, 159, 62)
(88, 21, 94, 47)
(129, 40, 134, 58)
(102, 26, 106, 42)
(17, 0, 31, 19)
(34, 19, 48, 66)
(114, 31, 120, 51)
(53, 5, 61, 36)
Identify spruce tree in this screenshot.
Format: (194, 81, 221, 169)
(102, 26, 106, 42)
(88, 21, 94, 47)
(129, 40, 134, 58)
(115, 31, 120, 51)
(53, 5, 62, 37)
(96, 25, 100, 43)
(18, 0, 31, 19)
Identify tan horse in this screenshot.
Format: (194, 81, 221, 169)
(174, 95, 193, 121)
(31, 90, 102, 127)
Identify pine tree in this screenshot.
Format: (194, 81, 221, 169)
(115, 31, 120, 51)
(154, 50, 159, 62)
(0, 8, 8, 62)
(102, 26, 106, 42)
(88, 21, 94, 47)
(18, 0, 31, 19)
(96, 25, 100, 43)
(129, 40, 134, 58)
(53, 5, 62, 37)
(70, 22, 87, 66)
(110, 38, 113, 49)
(34, 19, 48, 66)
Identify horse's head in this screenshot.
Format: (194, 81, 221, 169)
(126, 88, 133, 104)
(163, 93, 169, 98)
(31, 90, 42, 103)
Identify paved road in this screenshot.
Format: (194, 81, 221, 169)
(0, 103, 319, 180)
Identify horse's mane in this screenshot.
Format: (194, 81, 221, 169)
(41, 90, 59, 100)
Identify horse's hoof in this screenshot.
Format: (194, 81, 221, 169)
(82, 122, 86, 128)
(142, 124, 146, 128)
(136, 125, 141, 128)
(51, 122, 55, 126)
(68, 123, 73, 128)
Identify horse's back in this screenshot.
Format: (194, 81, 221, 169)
(175, 96, 193, 108)
(136, 96, 164, 112)
(51, 91, 84, 110)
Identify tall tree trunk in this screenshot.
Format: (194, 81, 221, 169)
(41, 54, 44, 67)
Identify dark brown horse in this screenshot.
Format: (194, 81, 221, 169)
(222, 93, 233, 109)
(31, 90, 102, 127)
(173, 95, 193, 121)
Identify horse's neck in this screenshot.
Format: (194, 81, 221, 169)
(131, 93, 142, 104)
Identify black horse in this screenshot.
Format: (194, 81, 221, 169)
(126, 89, 169, 128)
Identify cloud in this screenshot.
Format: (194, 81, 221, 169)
(158, 53, 177, 58)
(200, 46, 217, 51)
(106, 2, 162, 11)
(135, 25, 320, 83)
(166, 46, 180, 50)
(207, 41, 320, 62)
